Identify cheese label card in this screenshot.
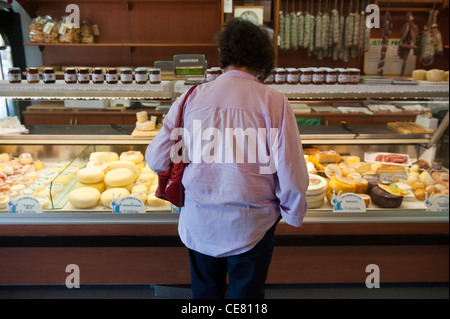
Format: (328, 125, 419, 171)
(110, 196, 145, 214)
(8, 196, 42, 214)
(331, 192, 367, 212)
(425, 194, 449, 213)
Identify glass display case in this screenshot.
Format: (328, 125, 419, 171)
(0, 80, 448, 286)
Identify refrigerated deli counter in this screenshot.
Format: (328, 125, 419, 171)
(0, 81, 448, 285)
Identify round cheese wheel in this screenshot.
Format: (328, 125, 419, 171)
(325, 164, 342, 179)
(100, 188, 130, 207)
(307, 196, 325, 209)
(149, 184, 158, 194)
(108, 161, 139, 179)
(20, 188, 38, 197)
(132, 184, 149, 194)
(307, 174, 328, 196)
(104, 168, 135, 187)
(135, 178, 152, 189)
(19, 153, 33, 165)
(138, 172, 156, 182)
(355, 194, 370, 208)
(69, 187, 101, 209)
(426, 69, 445, 82)
(76, 180, 106, 193)
(411, 69, 427, 81)
(370, 186, 403, 208)
(131, 192, 147, 204)
(147, 193, 166, 207)
(10, 184, 26, 193)
(353, 178, 369, 194)
(136, 120, 156, 131)
(33, 160, 44, 170)
(77, 167, 105, 184)
(120, 151, 144, 164)
(329, 176, 356, 194)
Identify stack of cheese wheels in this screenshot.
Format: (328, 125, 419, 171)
(306, 174, 327, 208)
(120, 151, 145, 170)
(70, 167, 106, 208)
(132, 111, 157, 137)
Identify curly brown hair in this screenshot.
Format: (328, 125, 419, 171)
(217, 18, 275, 80)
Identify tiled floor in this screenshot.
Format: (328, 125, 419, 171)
(0, 283, 448, 299)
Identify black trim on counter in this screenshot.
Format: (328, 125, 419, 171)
(0, 234, 447, 247)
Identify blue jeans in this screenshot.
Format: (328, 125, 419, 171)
(188, 217, 280, 299)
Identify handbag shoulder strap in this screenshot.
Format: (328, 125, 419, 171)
(175, 84, 198, 128)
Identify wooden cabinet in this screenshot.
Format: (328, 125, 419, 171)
(23, 108, 165, 126)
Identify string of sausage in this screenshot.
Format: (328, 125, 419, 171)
(377, 8, 392, 76)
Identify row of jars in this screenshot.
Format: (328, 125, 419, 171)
(8, 67, 162, 84)
(264, 67, 361, 85)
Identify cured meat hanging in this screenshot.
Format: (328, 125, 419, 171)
(377, 1, 392, 76)
(398, 10, 419, 75)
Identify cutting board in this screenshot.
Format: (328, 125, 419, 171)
(387, 122, 434, 134)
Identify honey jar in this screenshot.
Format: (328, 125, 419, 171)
(8, 68, 21, 83)
(106, 68, 118, 84)
(26, 67, 40, 84)
(134, 67, 148, 84)
(120, 68, 133, 84)
(77, 68, 90, 84)
(43, 68, 56, 84)
(149, 68, 161, 84)
(92, 68, 104, 84)
(64, 68, 77, 84)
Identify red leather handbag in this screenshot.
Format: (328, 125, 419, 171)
(155, 85, 197, 207)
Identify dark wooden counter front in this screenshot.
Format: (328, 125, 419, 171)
(0, 222, 447, 285)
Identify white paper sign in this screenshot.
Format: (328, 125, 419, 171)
(110, 196, 145, 214)
(331, 191, 367, 212)
(363, 38, 416, 76)
(8, 196, 42, 214)
(425, 194, 449, 213)
(224, 0, 233, 13)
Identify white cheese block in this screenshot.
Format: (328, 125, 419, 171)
(136, 120, 156, 131)
(307, 174, 328, 196)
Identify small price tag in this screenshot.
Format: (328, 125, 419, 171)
(43, 22, 55, 35)
(8, 196, 42, 214)
(110, 196, 145, 214)
(331, 192, 367, 212)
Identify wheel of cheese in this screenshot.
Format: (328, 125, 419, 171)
(89, 152, 110, 164)
(20, 188, 38, 197)
(10, 184, 26, 193)
(306, 196, 325, 209)
(135, 178, 152, 189)
(411, 69, 427, 81)
(36, 177, 52, 186)
(136, 111, 148, 123)
(46, 183, 64, 193)
(77, 167, 105, 184)
(29, 183, 45, 192)
(0, 182, 10, 192)
(76, 180, 106, 193)
(35, 195, 50, 208)
(104, 168, 135, 187)
(100, 188, 130, 207)
(136, 120, 156, 131)
(147, 193, 166, 207)
(38, 188, 57, 199)
(53, 171, 73, 186)
(33, 160, 44, 170)
(131, 192, 147, 204)
(426, 69, 445, 82)
(24, 172, 39, 180)
(370, 185, 403, 208)
(356, 194, 371, 208)
(352, 178, 369, 194)
(120, 151, 144, 164)
(19, 153, 33, 165)
(329, 176, 356, 194)
(325, 164, 342, 179)
(87, 161, 110, 173)
(109, 160, 139, 176)
(307, 174, 328, 196)
(69, 187, 101, 209)
(0, 195, 9, 209)
(138, 172, 156, 182)
(0, 153, 10, 162)
(149, 184, 158, 194)
(132, 184, 148, 194)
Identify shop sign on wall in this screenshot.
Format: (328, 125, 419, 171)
(364, 38, 416, 76)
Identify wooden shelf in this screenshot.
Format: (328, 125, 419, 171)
(24, 42, 217, 47)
